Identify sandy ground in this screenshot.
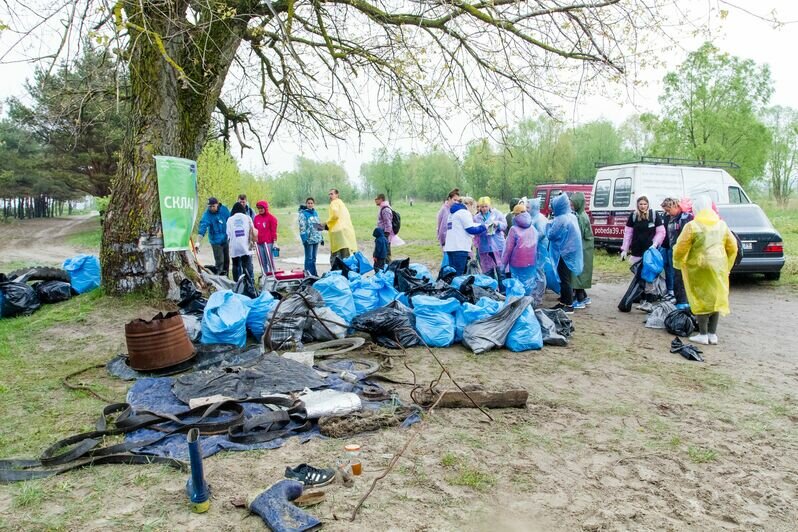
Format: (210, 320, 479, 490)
(1, 217, 797, 531)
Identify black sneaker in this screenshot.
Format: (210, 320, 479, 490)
(284, 464, 336, 487)
(551, 303, 575, 314)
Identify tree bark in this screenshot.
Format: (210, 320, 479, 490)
(101, 4, 244, 296)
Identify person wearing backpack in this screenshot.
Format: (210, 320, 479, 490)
(375, 194, 395, 262)
(620, 195, 666, 312)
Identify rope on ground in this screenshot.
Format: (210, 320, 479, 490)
(62, 364, 116, 403)
(349, 429, 418, 522)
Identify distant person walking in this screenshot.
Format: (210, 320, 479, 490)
(437, 188, 460, 247)
(375, 193, 394, 262)
(197, 197, 230, 277)
(237, 193, 255, 219)
(298, 197, 324, 276)
(325, 189, 357, 262)
(571, 192, 594, 309)
(444, 197, 486, 275)
(227, 202, 256, 282)
(474, 196, 507, 283)
(672, 195, 738, 345)
(253, 200, 278, 274)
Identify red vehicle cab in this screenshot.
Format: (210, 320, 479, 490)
(533, 183, 593, 218)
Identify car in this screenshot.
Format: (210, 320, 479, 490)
(717, 204, 784, 280)
(533, 183, 592, 217)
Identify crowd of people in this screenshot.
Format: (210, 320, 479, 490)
(195, 189, 395, 282)
(194, 187, 737, 347)
(436, 188, 594, 314)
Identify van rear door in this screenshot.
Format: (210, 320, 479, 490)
(590, 169, 628, 247)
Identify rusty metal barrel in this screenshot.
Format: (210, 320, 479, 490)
(125, 312, 195, 371)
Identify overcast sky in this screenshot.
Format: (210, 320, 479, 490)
(2, 1, 797, 181)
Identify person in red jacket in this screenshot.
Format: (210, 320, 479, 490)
(254, 200, 278, 273)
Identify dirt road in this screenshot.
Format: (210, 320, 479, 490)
(1, 217, 796, 530)
(0, 214, 99, 270)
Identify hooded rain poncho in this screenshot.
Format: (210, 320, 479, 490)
(502, 212, 538, 296)
(570, 192, 594, 289)
(327, 198, 357, 253)
(528, 198, 549, 306)
(547, 194, 583, 277)
(672, 199, 738, 316)
(474, 207, 507, 272)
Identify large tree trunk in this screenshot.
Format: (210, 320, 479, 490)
(100, 5, 243, 296)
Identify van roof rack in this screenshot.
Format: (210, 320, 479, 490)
(594, 156, 740, 169)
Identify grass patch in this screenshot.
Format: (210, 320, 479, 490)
(65, 226, 102, 249)
(13, 481, 46, 508)
(687, 446, 719, 463)
(448, 465, 496, 492)
(440, 452, 459, 468)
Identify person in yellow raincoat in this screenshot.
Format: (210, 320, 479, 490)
(325, 188, 357, 262)
(672, 195, 738, 346)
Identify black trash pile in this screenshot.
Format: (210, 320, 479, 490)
(0, 267, 74, 318)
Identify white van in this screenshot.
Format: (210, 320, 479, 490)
(589, 158, 751, 247)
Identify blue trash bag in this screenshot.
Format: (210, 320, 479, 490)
(505, 306, 543, 352)
(62, 254, 101, 294)
(451, 274, 499, 291)
(408, 263, 433, 282)
(349, 273, 381, 316)
(201, 290, 252, 347)
(462, 297, 502, 325)
(314, 272, 356, 324)
(342, 251, 374, 275)
(246, 291, 277, 340)
(411, 295, 461, 347)
(641, 246, 664, 283)
(371, 271, 399, 306)
(502, 278, 526, 298)
(544, 255, 560, 295)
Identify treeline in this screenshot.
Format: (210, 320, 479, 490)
(1, 44, 126, 219)
(267, 157, 360, 207)
(361, 43, 798, 206)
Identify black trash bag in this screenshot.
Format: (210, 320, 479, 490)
(351, 300, 419, 349)
(539, 308, 574, 338)
(178, 279, 207, 316)
(33, 280, 73, 304)
(387, 257, 410, 276)
(331, 256, 354, 278)
(396, 268, 428, 293)
(534, 309, 568, 346)
(458, 276, 504, 304)
(234, 272, 258, 299)
(0, 281, 41, 317)
(463, 296, 532, 354)
(670, 337, 704, 362)
(263, 285, 324, 350)
(437, 266, 457, 284)
(664, 309, 697, 337)
(618, 262, 644, 312)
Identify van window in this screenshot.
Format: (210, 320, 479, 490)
(593, 179, 610, 208)
(535, 190, 547, 203)
(613, 177, 632, 207)
(728, 186, 746, 204)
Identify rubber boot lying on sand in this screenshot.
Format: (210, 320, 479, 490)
(185, 428, 210, 513)
(247, 479, 322, 532)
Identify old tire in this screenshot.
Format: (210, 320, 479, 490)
(8, 266, 71, 284)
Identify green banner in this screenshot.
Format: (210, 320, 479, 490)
(155, 156, 199, 252)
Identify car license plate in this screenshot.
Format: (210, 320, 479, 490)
(743, 242, 753, 251)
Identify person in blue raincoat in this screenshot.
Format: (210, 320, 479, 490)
(473, 196, 507, 284)
(528, 198, 549, 307)
(546, 193, 583, 313)
(197, 197, 231, 277)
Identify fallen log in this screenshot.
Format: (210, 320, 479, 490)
(417, 385, 528, 409)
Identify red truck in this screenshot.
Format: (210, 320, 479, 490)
(533, 183, 593, 218)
